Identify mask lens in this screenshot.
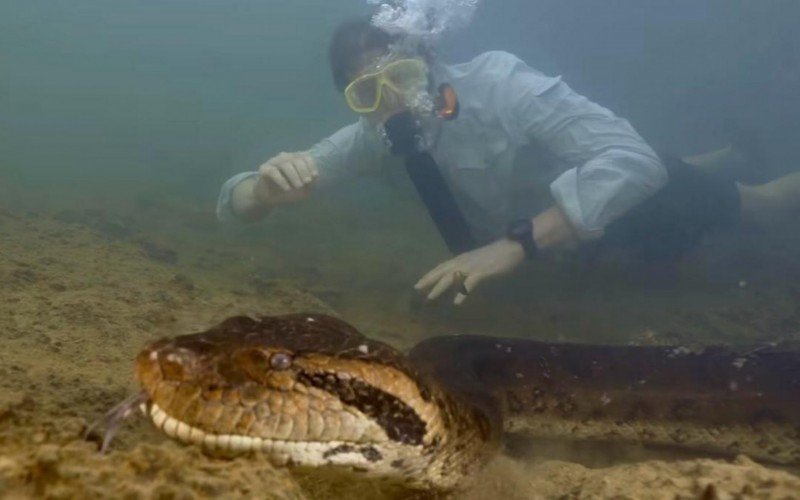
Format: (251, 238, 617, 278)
(346, 76, 380, 111)
(384, 59, 427, 92)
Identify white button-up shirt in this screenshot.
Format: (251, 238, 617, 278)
(217, 51, 667, 243)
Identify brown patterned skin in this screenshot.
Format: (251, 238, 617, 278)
(135, 314, 495, 490)
(409, 335, 800, 465)
(136, 314, 800, 490)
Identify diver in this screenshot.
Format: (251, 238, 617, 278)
(217, 19, 800, 305)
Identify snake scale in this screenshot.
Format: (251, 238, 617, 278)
(102, 313, 800, 491)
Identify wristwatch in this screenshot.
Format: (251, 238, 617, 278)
(506, 218, 538, 260)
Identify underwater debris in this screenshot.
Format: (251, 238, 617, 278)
(0, 204, 21, 220)
(170, 273, 195, 292)
(138, 240, 178, 265)
(10, 267, 37, 284)
(54, 209, 134, 240)
(250, 274, 279, 295)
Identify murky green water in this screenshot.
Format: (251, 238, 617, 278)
(1, 1, 799, 498)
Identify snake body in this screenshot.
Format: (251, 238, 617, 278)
(132, 314, 800, 490)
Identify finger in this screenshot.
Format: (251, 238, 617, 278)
(277, 161, 304, 189)
(454, 274, 482, 306)
(464, 273, 482, 292)
(427, 273, 454, 300)
(305, 155, 320, 177)
(416, 259, 460, 289)
(300, 155, 319, 180)
(260, 165, 291, 192)
(415, 261, 453, 290)
(293, 157, 313, 185)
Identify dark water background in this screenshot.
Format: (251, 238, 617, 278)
(4, 1, 800, 194)
(2, 0, 799, 343)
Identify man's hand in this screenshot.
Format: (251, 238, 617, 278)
(414, 239, 525, 305)
(253, 151, 319, 206)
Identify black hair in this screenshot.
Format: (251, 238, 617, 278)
(328, 19, 400, 92)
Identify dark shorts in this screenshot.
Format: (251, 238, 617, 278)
(592, 158, 741, 261)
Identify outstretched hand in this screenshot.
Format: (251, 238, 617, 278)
(253, 151, 319, 207)
(414, 239, 525, 305)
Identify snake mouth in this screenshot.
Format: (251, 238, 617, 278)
(141, 401, 393, 467)
(140, 398, 452, 486)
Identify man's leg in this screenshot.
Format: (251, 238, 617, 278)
(682, 145, 741, 170)
(682, 120, 771, 184)
(738, 170, 800, 224)
(681, 139, 800, 224)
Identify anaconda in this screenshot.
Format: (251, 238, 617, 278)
(101, 313, 800, 491)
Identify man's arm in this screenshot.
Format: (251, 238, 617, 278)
(227, 152, 318, 222)
(230, 175, 269, 222)
(216, 119, 387, 223)
(531, 204, 578, 250)
(499, 53, 668, 242)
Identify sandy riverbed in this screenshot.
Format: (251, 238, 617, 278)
(1, 201, 799, 499)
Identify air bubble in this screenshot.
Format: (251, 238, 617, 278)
(368, 0, 481, 41)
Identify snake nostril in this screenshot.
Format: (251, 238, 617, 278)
(270, 352, 293, 371)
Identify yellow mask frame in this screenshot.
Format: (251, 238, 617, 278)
(343, 58, 428, 114)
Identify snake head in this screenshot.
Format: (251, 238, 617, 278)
(133, 314, 491, 489)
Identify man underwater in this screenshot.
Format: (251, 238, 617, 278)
(218, 19, 800, 305)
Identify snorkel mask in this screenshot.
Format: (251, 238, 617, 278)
(344, 58, 429, 114)
(344, 54, 458, 156)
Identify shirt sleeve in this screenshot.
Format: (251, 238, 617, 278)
(215, 118, 387, 223)
(498, 53, 668, 240)
(215, 171, 260, 222)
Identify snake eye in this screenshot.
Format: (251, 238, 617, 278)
(269, 352, 292, 371)
(158, 349, 193, 381)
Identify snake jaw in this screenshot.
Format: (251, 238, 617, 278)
(138, 397, 483, 490)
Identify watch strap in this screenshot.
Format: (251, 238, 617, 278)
(507, 219, 538, 260)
